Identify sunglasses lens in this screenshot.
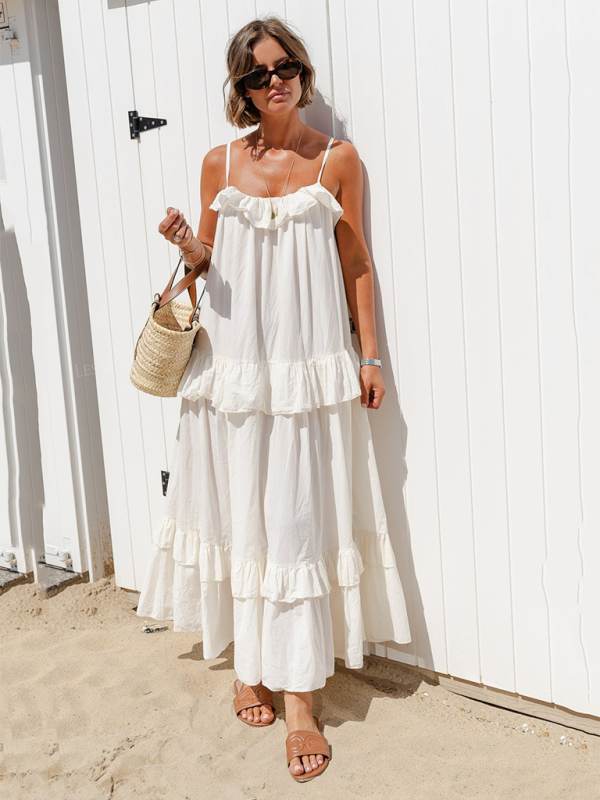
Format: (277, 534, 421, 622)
(246, 71, 268, 90)
(277, 61, 301, 79)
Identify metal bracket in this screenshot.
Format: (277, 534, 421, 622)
(38, 545, 73, 571)
(0, 548, 18, 571)
(0, 10, 19, 45)
(129, 110, 167, 140)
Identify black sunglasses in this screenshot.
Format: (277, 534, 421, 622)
(242, 58, 303, 91)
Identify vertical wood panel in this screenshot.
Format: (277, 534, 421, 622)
(567, 0, 600, 717)
(286, 0, 333, 133)
(488, 0, 551, 703)
(341, 0, 413, 663)
(171, 0, 210, 235)
(378, 0, 442, 673)
(529, 0, 592, 714)
(413, 0, 480, 682)
(449, 0, 514, 691)
(1, 0, 90, 575)
(62, 0, 148, 586)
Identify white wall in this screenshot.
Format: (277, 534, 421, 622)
(0, 0, 111, 580)
(36, 0, 600, 717)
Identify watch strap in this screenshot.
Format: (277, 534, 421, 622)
(360, 358, 382, 368)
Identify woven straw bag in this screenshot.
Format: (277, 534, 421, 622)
(130, 256, 208, 397)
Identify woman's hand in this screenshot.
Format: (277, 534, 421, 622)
(158, 207, 194, 248)
(360, 365, 385, 409)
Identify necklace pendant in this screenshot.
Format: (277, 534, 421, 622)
(271, 208, 277, 219)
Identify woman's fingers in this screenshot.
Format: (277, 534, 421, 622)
(360, 368, 385, 409)
(159, 207, 190, 243)
(158, 207, 180, 234)
(369, 384, 385, 409)
(176, 223, 193, 247)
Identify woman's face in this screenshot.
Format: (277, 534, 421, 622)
(244, 37, 303, 118)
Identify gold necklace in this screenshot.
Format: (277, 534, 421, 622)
(254, 124, 304, 219)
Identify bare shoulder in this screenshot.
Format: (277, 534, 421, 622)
(202, 143, 227, 175)
(201, 143, 230, 198)
(329, 139, 361, 182)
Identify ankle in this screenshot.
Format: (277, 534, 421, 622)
(284, 690, 312, 702)
(284, 690, 313, 715)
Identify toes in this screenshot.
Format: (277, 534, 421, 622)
(290, 757, 304, 775)
(289, 753, 324, 776)
(239, 705, 273, 724)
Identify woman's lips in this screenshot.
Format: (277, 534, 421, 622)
(269, 91, 288, 99)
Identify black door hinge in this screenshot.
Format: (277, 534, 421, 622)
(129, 110, 167, 140)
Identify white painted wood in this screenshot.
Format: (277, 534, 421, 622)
(487, 0, 552, 705)
(337, 0, 417, 671)
(0, 0, 110, 579)
(527, 0, 599, 717)
(0, 143, 31, 575)
(51, 0, 599, 718)
(566, 0, 600, 722)
(117, 0, 181, 580)
(373, 0, 441, 674)
(447, 0, 515, 699)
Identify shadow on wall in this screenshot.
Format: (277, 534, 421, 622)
(306, 91, 425, 668)
(0, 203, 45, 569)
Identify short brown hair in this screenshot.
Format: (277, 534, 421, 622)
(222, 16, 316, 129)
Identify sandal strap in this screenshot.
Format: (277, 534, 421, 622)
(286, 730, 330, 763)
(233, 682, 275, 715)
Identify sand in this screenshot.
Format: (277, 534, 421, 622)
(0, 575, 597, 799)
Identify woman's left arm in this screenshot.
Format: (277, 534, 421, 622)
(333, 141, 385, 410)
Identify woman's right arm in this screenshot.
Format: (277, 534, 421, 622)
(180, 144, 227, 279)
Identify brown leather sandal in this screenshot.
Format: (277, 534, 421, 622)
(232, 679, 276, 727)
(286, 715, 331, 782)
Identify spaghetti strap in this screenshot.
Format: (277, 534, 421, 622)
(225, 141, 231, 188)
(317, 136, 335, 184)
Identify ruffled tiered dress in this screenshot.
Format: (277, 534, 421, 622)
(136, 136, 411, 692)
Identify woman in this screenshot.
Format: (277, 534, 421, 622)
(136, 16, 411, 783)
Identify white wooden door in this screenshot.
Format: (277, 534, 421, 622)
(56, 0, 245, 594)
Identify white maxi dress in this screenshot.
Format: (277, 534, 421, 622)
(136, 136, 411, 692)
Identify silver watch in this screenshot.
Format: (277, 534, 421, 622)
(360, 358, 382, 368)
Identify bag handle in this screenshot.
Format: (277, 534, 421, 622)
(156, 254, 209, 326)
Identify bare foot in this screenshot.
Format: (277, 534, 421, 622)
(235, 681, 274, 724)
(284, 690, 326, 777)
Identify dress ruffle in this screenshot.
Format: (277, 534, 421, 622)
(208, 183, 344, 229)
(149, 515, 399, 603)
(177, 346, 362, 415)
